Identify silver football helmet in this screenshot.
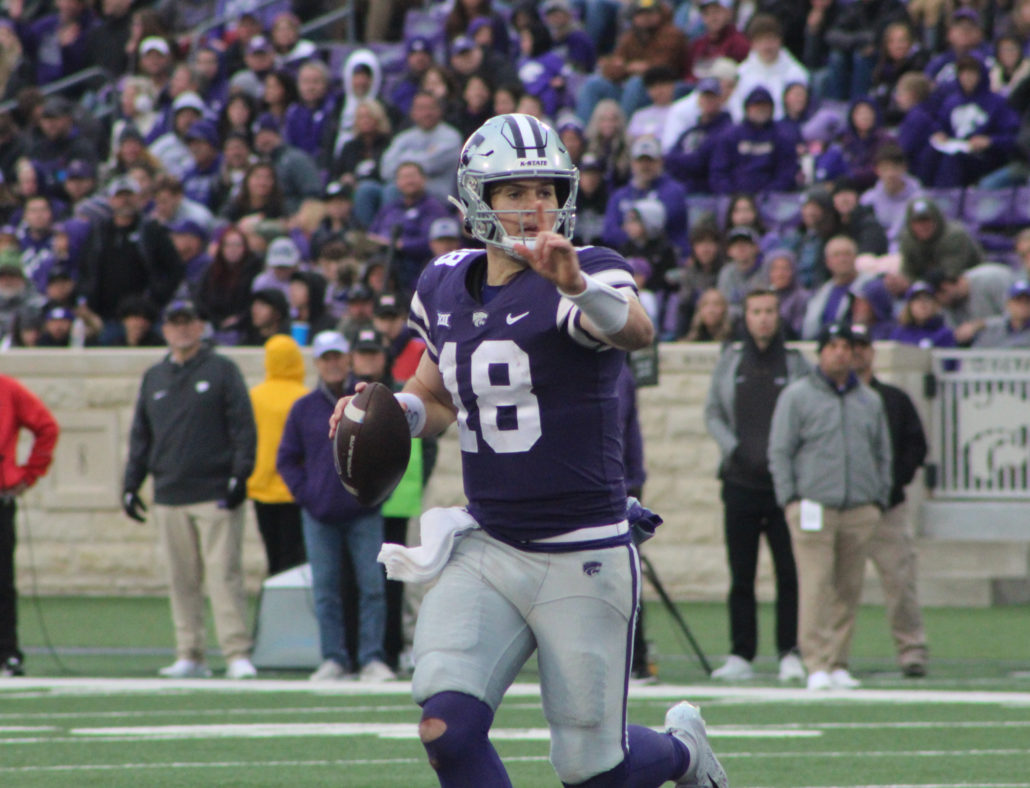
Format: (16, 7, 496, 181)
(453, 113, 579, 255)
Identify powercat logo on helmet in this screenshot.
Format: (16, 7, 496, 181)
(502, 115, 548, 159)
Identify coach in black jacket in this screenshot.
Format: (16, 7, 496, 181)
(123, 300, 257, 680)
(852, 324, 930, 678)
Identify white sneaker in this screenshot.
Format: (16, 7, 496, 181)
(806, 669, 832, 691)
(158, 659, 212, 678)
(829, 668, 860, 689)
(710, 655, 754, 681)
(309, 659, 348, 681)
(358, 659, 396, 683)
(226, 657, 257, 679)
(665, 701, 729, 787)
(778, 652, 806, 682)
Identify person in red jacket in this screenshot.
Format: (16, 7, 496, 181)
(0, 375, 58, 677)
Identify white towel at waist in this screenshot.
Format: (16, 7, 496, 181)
(377, 506, 479, 583)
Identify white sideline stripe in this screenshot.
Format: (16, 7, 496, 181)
(4, 678, 1030, 706)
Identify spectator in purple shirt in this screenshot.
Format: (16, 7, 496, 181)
(542, 0, 596, 74)
(710, 86, 799, 195)
(889, 281, 957, 348)
(11, 0, 95, 86)
(182, 120, 222, 211)
(367, 161, 450, 293)
(602, 135, 689, 254)
(283, 59, 338, 166)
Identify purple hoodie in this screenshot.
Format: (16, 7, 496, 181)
(277, 381, 377, 524)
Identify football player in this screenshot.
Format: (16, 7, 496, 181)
(330, 113, 727, 787)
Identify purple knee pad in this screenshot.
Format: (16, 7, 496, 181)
(420, 691, 511, 787)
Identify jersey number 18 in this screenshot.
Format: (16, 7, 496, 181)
(440, 340, 542, 454)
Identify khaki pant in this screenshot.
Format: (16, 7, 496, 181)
(154, 502, 252, 663)
(787, 502, 879, 674)
(868, 502, 928, 668)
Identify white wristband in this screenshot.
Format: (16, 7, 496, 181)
(395, 392, 427, 437)
(558, 272, 630, 335)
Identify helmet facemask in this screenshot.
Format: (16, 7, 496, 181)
(453, 114, 579, 259)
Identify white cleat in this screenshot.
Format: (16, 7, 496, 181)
(830, 668, 861, 689)
(778, 652, 806, 682)
(158, 659, 212, 679)
(666, 701, 729, 787)
(309, 659, 349, 681)
(710, 655, 754, 681)
(806, 670, 832, 690)
(358, 659, 396, 683)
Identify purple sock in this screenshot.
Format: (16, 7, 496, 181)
(562, 726, 688, 788)
(420, 691, 512, 788)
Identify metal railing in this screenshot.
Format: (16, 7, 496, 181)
(927, 349, 1030, 499)
(0, 66, 113, 117)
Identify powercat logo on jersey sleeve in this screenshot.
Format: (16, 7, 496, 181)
(501, 115, 549, 160)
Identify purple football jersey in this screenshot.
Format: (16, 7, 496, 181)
(409, 246, 638, 542)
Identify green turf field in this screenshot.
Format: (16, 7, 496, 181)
(2, 597, 1028, 787)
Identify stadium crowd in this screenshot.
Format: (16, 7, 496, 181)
(0, 0, 1029, 352)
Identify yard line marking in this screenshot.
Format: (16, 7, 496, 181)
(5, 678, 1030, 706)
(0, 726, 56, 732)
(64, 722, 820, 741)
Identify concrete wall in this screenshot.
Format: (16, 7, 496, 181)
(2, 342, 1017, 605)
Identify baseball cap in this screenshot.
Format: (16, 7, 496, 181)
(1009, 280, 1030, 299)
(40, 96, 74, 118)
(163, 299, 200, 321)
(118, 125, 144, 144)
(347, 283, 374, 303)
(139, 36, 170, 56)
(407, 35, 431, 55)
(542, 0, 573, 13)
(700, 0, 732, 7)
(169, 219, 208, 240)
(44, 305, 74, 322)
(909, 198, 934, 220)
(312, 330, 350, 357)
(452, 35, 476, 54)
(172, 91, 206, 114)
(631, 136, 661, 159)
(952, 7, 980, 25)
(266, 237, 301, 267)
(352, 326, 386, 352)
(707, 57, 739, 82)
(46, 265, 74, 282)
(247, 35, 273, 54)
(579, 152, 603, 171)
(324, 180, 353, 200)
(744, 85, 774, 106)
(253, 112, 282, 134)
(184, 119, 219, 147)
(726, 225, 758, 244)
(429, 216, 460, 241)
(66, 159, 95, 180)
(850, 323, 872, 345)
(106, 175, 141, 196)
(373, 292, 405, 317)
(816, 321, 854, 351)
(905, 281, 935, 301)
(696, 77, 722, 96)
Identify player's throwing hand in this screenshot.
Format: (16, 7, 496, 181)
(513, 201, 585, 295)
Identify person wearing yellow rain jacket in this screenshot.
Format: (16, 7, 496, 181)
(247, 334, 310, 576)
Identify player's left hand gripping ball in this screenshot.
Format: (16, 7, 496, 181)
(332, 382, 412, 507)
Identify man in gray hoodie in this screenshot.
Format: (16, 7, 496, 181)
(768, 321, 892, 692)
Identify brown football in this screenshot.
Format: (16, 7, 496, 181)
(332, 382, 412, 507)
